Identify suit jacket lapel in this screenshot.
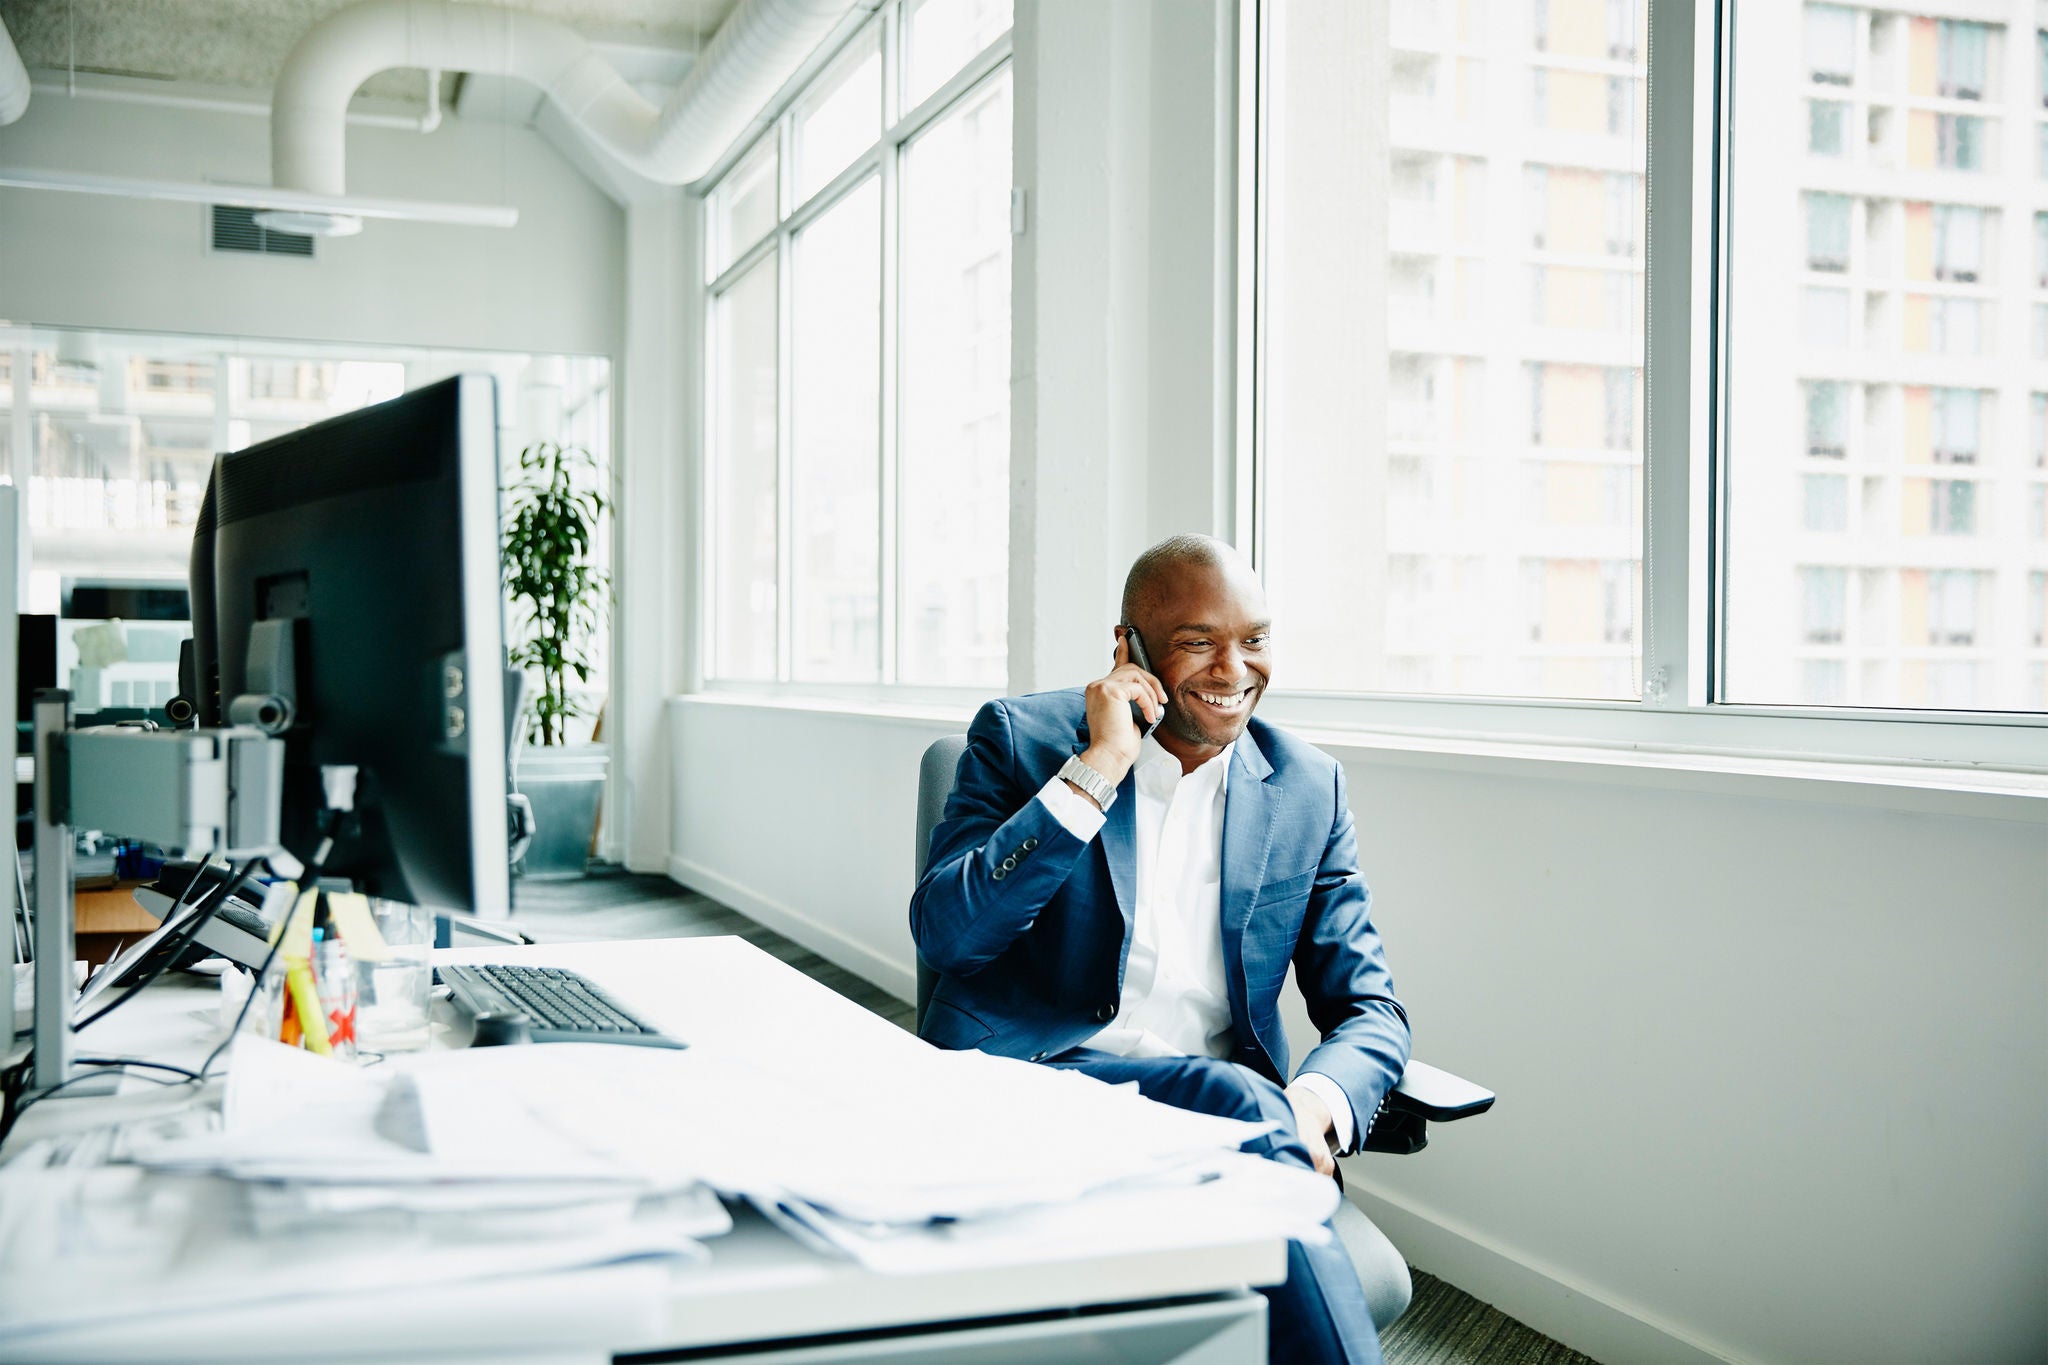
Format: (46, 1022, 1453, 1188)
(1220, 731, 1277, 1008)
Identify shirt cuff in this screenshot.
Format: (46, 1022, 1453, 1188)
(1291, 1070, 1358, 1153)
(1035, 775, 1108, 842)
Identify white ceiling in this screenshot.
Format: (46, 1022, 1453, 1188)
(0, 0, 739, 103)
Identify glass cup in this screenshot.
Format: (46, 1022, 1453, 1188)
(355, 900, 436, 1053)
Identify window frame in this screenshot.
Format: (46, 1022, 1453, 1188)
(1242, 0, 2048, 771)
(698, 1, 1014, 701)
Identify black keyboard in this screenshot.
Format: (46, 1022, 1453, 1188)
(440, 963, 686, 1049)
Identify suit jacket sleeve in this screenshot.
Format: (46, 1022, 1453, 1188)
(909, 699, 1095, 976)
(1292, 760, 1412, 1149)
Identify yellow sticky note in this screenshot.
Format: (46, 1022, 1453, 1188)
(260, 880, 299, 945)
(325, 893, 390, 963)
(269, 884, 317, 959)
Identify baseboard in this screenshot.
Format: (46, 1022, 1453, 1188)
(1342, 1182, 1746, 1365)
(665, 856, 917, 1005)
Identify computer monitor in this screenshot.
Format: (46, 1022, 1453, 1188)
(189, 375, 510, 914)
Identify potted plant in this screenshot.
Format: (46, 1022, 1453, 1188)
(502, 440, 609, 877)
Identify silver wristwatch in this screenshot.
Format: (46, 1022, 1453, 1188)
(1057, 754, 1118, 811)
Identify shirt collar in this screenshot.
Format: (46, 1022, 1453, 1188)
(1134, 731, 1236, 798)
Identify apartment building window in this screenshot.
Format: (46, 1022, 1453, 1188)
(1801, 567, 1848, 644)
(1930, 205, 1984, 281)
(1806, 193, 1852, 271)
(1255, 1, 2046, 732)
(1810, 100, 1847, 155)
(1924, 568, 1980, 644)
(1806, 5, 1856, 84)
(1929, 387, 1980, 463)
(2030, 571, 2047, 646)
(1804, 474, 1849, 531)
(1935, 114, 1986, 171)
(2032, 393, 2047, 466)
(1936, 20, 1990, 100)
(1922, 478, 1977, 535)
(702, 0, 1012, 690)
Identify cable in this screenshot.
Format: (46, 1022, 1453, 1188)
(197, 821, 341, 1083)
(0, 1057, 202, 1146)
(72, 858, 263, 1033)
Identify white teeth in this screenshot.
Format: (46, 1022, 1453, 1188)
(1195, 690, 1246, 709)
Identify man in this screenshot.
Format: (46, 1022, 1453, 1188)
(910, 534, 1410, 1365)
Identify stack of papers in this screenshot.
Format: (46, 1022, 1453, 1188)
(0, 1029, 1340, 1355)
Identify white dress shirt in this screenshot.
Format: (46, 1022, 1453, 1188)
(1035, 733, 1359, 1150)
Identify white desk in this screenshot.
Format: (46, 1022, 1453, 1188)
(2, 936, 1283, 1364)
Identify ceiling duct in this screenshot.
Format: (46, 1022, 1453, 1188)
(1, 14, 30, 126)
(266, 0, 859, 236)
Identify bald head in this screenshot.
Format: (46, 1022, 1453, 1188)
(1120, 534, 1252, 626)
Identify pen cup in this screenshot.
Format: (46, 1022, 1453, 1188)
(355, 900, 435, 1053)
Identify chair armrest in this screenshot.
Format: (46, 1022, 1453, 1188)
(1356, 1058, 1494, 1157)
(1388, 1058, 1494, 1122)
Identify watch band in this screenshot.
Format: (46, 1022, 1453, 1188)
(1057, 754, 1118, 811)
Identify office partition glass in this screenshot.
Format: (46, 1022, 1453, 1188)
(0, 325, 612, 730)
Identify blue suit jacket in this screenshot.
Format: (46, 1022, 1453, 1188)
(910, 688, 1411, 1139)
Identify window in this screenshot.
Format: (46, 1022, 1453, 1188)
(1804, 474, 1848, 531)
(6, 329, 607, 720)
(1930, 205, 1984, 282)
(1260, 3, 1644, 701)
(2037, 213, 2048, 286)
(1809, 100, 1846, 156)
(789, 180, 883, 682)
(1935, 114, 1985, 171)
(1804, 380, 1849, 456)
(1806, 193, 1851, 271)
(898, 71, 1014, 684)
(1806, 5, 1855, 85)
(793, 27, 882, 206)
(711, 262, 778, 680)
(1929, 388, 1980, 464)
(1801, 567, 1848, 644)
(702, 0, 1012, 690)
(1256, 2, 2047, 734)
(1936, 20, 1989, 100)
(1922, 569, 1981, 645)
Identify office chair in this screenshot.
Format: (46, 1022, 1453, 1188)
(911, 734, 1494, 1330)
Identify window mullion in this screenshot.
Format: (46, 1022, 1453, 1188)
(1643, 0, 1706, 709)
(775, 118, 796, 685)
(880, 132, 902, 684)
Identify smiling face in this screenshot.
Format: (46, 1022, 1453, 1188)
(1123, 556, 1273, 767)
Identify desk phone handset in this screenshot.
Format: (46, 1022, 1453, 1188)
(1122, 627, 1162, 738)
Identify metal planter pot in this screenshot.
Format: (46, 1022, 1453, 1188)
(513, 743, 608, 879)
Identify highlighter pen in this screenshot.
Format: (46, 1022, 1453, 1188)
(285, 960, 333, 1056)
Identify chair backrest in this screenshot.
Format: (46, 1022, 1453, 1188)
(912, 734, 969, 1031)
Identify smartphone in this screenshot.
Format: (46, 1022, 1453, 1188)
(1123, 627, 1161, 736)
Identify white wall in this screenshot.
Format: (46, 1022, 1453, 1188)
(664, 3, 2048, 1362)
(0, 91, 623, 357)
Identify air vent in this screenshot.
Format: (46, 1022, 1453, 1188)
(210, 204, 315, 257)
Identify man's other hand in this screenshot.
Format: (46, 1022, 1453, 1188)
(1072, 633, 1167, 801)
(1284, 1082, 1338, 1178)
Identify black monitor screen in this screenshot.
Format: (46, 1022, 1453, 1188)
(193, 376, 509, 913)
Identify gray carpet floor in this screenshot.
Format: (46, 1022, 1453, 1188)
(508, 866, 1597, 1365)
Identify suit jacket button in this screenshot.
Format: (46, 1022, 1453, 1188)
(992, 867, 1007, 881)
(1094, 1004, 1115, 1022)
(1022, 837, 1038, 851)
(1030, 1051, 1048, 1062)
